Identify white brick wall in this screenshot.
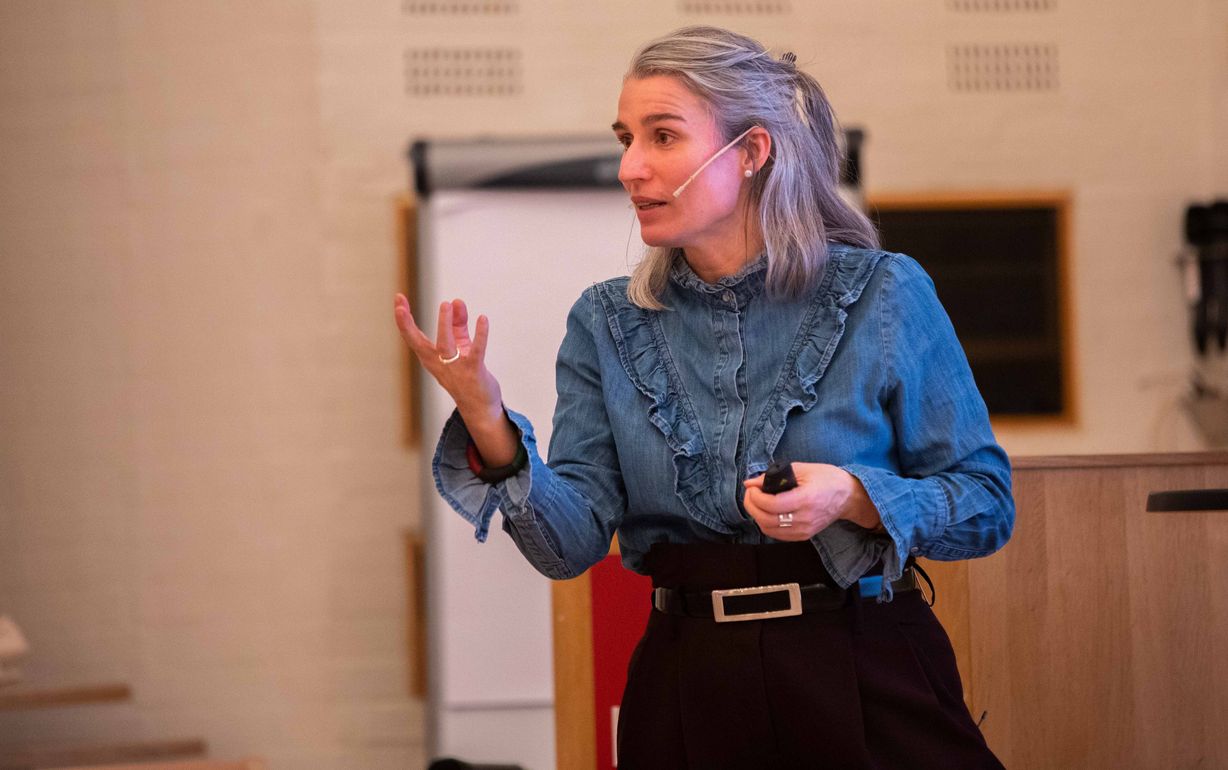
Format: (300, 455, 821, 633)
(0, 1, 424, 767)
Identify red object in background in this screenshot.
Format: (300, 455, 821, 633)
(589, 555, 653, 769)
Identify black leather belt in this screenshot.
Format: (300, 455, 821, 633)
(652, 568, 919, 623)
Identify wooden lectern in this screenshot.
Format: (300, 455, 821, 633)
(552, 452, 1228, 769)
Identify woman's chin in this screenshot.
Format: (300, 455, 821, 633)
(637, 229, 678, 249)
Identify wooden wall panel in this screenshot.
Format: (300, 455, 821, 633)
(552, 573, 595, 770)
(968, 454, 1228, 769)
(1122, 465, 1228, 768)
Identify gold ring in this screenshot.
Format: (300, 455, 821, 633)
(438, 350, 461, 364)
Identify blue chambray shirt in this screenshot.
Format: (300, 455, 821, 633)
(432, 245, 1014, 601)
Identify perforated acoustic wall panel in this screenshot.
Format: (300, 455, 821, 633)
(947, 43, 1059, 92)
(948, 0, 1056, 11)
(677, 1, 791, 14)
(403, 48, 523, 96)
(402, 0, 518, 14)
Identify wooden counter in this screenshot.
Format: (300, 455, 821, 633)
(930, 451, 1228, 768)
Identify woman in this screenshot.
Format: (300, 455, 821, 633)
(396, 26, 1012, 769)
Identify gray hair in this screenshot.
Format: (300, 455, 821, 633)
(624, 26, 879, 309)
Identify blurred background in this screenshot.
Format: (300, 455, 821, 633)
(1, 1, 1226, 768)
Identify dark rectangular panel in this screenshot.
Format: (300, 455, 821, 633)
(873, 203, 1064, 416)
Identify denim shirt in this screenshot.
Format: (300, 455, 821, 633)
(432, 245, 1014, 600)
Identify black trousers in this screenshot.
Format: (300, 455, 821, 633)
(616, 542, 1004, 770)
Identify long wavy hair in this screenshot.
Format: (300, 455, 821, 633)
(624, 26, 879, 310)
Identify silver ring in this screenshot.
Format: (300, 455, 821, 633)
(438, 350, 461, 364)
(777, 513, 794, 528)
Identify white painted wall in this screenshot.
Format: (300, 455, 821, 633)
(1, 1, 1226, 768)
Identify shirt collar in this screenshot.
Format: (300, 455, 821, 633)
(669, 253, 768, 307)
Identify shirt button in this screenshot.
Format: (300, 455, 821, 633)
(723, 290, 735, 304)
(910, 547, 920, 554)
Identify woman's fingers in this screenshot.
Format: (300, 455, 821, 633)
(472, 314, 491, 362)
(436, 300, 457, 356)
(742, 485, 780, 523)
(742, 472, 823, 540)
(742, 491, 803, 540)
(395, 294, 505, 425)
(395, 294, 491, 374)
(451, 298, 473, 349)
(744, 484, 798, 514)
(742, 490, 768, 523)
(394, 294, 413, 335)
(394, 294, 435, 354)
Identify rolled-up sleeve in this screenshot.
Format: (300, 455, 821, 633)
(431, 287, 627, 580)
(842, 255, 1015, 585)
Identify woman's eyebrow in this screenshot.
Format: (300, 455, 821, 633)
(611, 113, 688, 132)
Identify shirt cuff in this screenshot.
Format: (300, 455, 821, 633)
(431, 407, 540, 543)
(834, 463, 948, 601)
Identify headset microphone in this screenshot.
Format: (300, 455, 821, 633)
(671, 126, 759, 199)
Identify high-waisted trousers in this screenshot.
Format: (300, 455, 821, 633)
(615, 541, 1004, 770)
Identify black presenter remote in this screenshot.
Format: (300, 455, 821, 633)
(762, 461, 797, 495)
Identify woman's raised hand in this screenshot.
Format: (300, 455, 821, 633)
(394, 294, 519, 465)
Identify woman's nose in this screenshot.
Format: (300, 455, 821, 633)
(618, 145, 649, 186)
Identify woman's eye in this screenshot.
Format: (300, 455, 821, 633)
(616, 135, 632, 151)
(654, 132, 674, 145)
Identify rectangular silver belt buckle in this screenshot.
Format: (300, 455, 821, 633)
(711, 582, 802, 622)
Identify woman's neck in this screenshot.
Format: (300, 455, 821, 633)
(682, 235, 766, 284)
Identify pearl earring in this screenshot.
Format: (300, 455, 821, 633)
(744, 169, 754, 178)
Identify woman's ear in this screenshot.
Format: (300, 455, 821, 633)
(745, 126, 772, 173)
